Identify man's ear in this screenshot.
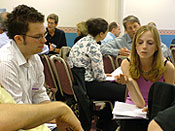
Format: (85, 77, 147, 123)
(14, 35, 24, 44)
(111, 28, 115, 33)
(99, 32, 104, 38)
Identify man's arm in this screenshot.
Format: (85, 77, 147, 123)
(100, 39, 120, 56)
(0, 102, 83, 131)
(61, 31, 67, 46)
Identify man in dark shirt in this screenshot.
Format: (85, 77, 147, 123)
(45, 13, 67, 54)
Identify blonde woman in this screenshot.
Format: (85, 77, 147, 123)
(74, 21, 88, 44)
(116, 25, 175, 131)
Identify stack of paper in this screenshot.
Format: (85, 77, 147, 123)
(112, 101, 148, 119)
(106, 67, 123, 81)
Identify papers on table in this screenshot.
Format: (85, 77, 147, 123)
(112, 101, 148, 119)
(106, 66, 123, 81)
(45, 123, 57, 130)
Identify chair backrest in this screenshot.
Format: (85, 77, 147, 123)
(115, 55, 128, 68)
(170, 45, 175, 65)
(103, 54, 116, 73)
(51, 56, 77, 101)
(59, 46, 71, 60)
(40, 55, 59, 99)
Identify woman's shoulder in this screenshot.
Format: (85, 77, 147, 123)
(121, 57, 130, 65)
(164, 59, 175, 84)
(121, 57, 130, 71)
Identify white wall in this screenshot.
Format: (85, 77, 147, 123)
(1, 0, 174, 31)
(124, 0, 175, 30)
(0, 0, 120, 27)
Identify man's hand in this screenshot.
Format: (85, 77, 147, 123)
(118, 48, 131, 56)
(56, 106, 83, 131)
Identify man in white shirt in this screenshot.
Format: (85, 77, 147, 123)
(0, 5, 50, 104)
(0, 5, 83, 131)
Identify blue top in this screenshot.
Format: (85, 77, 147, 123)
(0, 32, 11, 48)
(101, 33, 132, 56)
(101, 33, 170, 58)
(101, 32, 116, 44)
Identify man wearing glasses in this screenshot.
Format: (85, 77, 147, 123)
(0, 4, 83, 131)
(0, 5, 51, 129)
(45, 13, 67, 54)
(0, 4, 50, 105)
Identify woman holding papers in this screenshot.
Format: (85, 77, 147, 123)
(68, 18, 126, 131)
(115, 25, 175, 131)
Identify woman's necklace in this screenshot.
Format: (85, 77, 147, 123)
(140, 69, 152, 75)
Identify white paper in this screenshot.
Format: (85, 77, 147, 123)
(45, 123, 57, 130)
(106, 67, 123, 81)
(112, 101, 147, 119)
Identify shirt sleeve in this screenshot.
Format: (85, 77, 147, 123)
(60, 31, 67, 47)
(88, 44, 106, 81)
(100, 38, 120, 56)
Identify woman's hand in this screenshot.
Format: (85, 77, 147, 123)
(142, 106, 148, 113)
(115, 74, 128, 85)
(106, 74, 112, 77)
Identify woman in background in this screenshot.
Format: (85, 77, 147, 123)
(68, 18, 126, 131)
(74, 21, 88, 44)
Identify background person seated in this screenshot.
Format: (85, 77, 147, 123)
(68, 18, 126, 131)
(0, 12, 11, 48)
(45, 13, 67, 54)
(100, 15, 170, 58)
(147, 21, 170, 58)
(101, 21, 121, 44)
(74, 21, 88, 44)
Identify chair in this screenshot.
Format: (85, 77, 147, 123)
(39, 54, 59, 100)
(50, 55, 79, 119)
(103, 54, 116, 73)
(170, 45, 175, 65)
(50, 55, 78, 101)
(115, 55, 128, 68)
(51, 55, 114, 130)
(59, 46, 71, 61)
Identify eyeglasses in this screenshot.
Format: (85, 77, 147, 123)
(48, 22, 55, 25)
(22, 33, 47, 41)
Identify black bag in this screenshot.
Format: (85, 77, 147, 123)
(148, 82, 175, 120)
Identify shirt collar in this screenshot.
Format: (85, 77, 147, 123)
(125, 33, 133, 44)
(11, 40, 31, 66)
(108, 32, 116, 39)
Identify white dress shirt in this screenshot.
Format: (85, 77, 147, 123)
(0, 40, 50, 104)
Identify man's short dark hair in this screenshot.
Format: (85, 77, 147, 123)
(108, 22, 118, 32)
(123, 15, 140, 30)
(7, 5, 44, 39)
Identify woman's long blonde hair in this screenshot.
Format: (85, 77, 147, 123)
(129, 25, 165, 82)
